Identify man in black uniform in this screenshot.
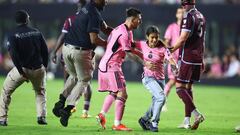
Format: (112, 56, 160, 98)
(0, 10, 48, 126)
(53, 0, 112, 127)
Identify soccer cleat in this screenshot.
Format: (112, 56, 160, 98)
(112, 124, 132, 131)
(235, 125, 240, 132)
(52, 101, 64, 117)
(71, 107, 77, 113)
(0, 121, 7, 126)
(59, 109, 71, 127)
(148, 123, 158, 132)
(37, 116, 47, 125)
(81, 112, 91, 118)
(178, 123, 191, 129)
(96, 113, 106, 129)
(191, 114, 205, 130)
(138, 117, 150, 130)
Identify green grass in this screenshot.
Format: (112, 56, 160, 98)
(0, 76, 240, 135)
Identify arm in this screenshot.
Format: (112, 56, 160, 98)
(89, 32, 107, 47)
(166, 49, 179, 76)
(40, 33, 49, 68)
(52, 32, 65, 63)
(8, 36, 25, 75)
(101, 21, 113, 36)
(170, 31, 190, 53)
(126, 51, 143, 65)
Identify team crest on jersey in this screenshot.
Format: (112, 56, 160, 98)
(148, 51, 153, 59)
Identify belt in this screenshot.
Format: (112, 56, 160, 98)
(64, 43, 90, 51)
(24, 65, 42, 70)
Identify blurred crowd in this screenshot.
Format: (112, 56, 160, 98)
(0, 0, 240, 4)
(203, 45, 240, 79)
(0, 38, 239, 80)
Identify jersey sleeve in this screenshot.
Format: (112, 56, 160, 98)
(134, 41, 143, 50)
(62, 18, 70, 33)
(165, 48, 173, 60)
(181, 13, 193, 33)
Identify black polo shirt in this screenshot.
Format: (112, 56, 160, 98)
(7, 24, 48, 75)
(64, 1, 103, 50)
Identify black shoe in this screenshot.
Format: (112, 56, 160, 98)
(37, 116, 47, 125)
(0, 121, 7, 126)
(149, 122, 158, 132)
(52, 101, 65, 117)
(138, 117, 150, 130)
(59, 108, 71, 127)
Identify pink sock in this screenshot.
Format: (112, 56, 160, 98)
(101, 94, 115, 113)
(164, 84, 171, 97)
(115, 99, 125, 121)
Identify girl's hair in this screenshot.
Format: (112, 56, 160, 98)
(146, 26, 160, 36)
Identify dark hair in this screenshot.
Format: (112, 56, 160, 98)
(181, 0, 195, 6)
(78, 0, 87, 8)
(15, 10, 29, 24)
(126, 7, 141, 18)
(146, 26, 160, 36)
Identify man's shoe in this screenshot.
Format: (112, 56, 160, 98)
(59, 109, 71, 127)
(37, 116, 47, 125)
(0, 121, 7, 126)
(96, 113, 106, 129)
(138, 117, 150, 130)
(81, 112, 91, 118)
(148, 123, 158, 132)
(191, 114, 205, 130)
(52, 101, 64, 117)
(112, 124, 132, 131)
(71, 107, 77, 113)
(178, 123, 191, 129)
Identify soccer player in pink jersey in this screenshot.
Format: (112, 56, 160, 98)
(170, 0, 206, 130)
(96, 8, 142, 131)
(134, 26, 178, 132)
(163, 8, 184, 111)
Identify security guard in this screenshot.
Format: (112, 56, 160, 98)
(0, 10, 48, 126)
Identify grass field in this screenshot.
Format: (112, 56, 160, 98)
(0, 76, 239, 135)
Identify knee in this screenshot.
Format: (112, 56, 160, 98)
(155, 93, 166, 103)
(116, 91, 128, 102)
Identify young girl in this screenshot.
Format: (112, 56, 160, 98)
(133, 26, 178, 132)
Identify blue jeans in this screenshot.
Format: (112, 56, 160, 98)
(142, 76, 166, 124)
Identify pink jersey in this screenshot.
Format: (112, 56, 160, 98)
(164, 22, 180, 61)
(135, 41, 172, 80)
(99, 23, 133, 72)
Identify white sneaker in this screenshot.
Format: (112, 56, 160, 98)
(235, 125, 240, 132)
(178, 123, 191, 129)
(161, 104, 168, 112)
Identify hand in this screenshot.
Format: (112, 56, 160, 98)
(169, 47, 174, 53)
(52, 54, 57, 64)
(171, 64, 179, 76)
(144, 61, 158, 71)
(201, 62, 205, 73)
(131, 41, 136, 48)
